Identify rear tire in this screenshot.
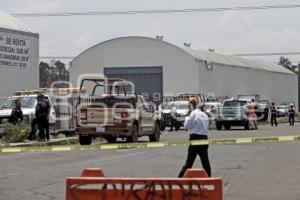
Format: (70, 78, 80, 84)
(224, 124, 231, 130)
(103, 136, 117, 143)
(216, 122, 222, 130)
(149, 122, 160, 142)
(127, 123, 138, 143)
(79, 134, 92, 145)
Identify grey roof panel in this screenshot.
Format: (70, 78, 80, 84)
(0, 10, 34, 33)
(180, 46, 294, 74)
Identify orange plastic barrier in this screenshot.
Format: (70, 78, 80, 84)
(66, 168, 222, 200)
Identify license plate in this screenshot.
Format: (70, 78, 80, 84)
(96, 126, 105, 132)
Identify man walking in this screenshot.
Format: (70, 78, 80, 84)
(270, 102, 278, 126)
(178, 101, 211, 177)
(288, 104, 295, 126)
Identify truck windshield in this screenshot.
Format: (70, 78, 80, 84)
(176, 104, 189, 109)
(223, 100, 247, 107)
(1, 97, 36, 109)
(87, 96, 136, 108)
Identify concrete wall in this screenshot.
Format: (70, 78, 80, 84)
(0, 28, 39, 97)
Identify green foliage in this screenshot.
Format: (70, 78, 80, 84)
(39, 60, 69, 88)
(0, 122, 29, 143)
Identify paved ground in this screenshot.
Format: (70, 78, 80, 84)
(0, 123, 299, 200)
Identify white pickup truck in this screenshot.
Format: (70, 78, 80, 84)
(0, 94, 57, 133)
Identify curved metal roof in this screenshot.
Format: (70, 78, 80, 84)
(72, 36, 294, 75)
(181, 46, 294, 74)
(0, 10, 34, 33)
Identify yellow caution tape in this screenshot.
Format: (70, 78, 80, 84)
(1, 135, 300, 153)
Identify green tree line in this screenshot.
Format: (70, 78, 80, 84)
(39, 60, 69, 88)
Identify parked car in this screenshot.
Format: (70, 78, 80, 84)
(160, 101, 189, 131)
(276, 105, 289, 117)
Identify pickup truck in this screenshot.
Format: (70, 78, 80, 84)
(76, 78, 161, 145)
(0, 94, 57, 132)
(215, 99, 252, 130)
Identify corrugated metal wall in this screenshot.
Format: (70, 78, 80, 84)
(104, 66, 163, 103)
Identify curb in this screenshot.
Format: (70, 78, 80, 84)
(0, 136, 78, 148)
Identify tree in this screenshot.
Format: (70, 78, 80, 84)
(278, 56, 297, 71)
(39, 60, 69, 88)
(39, 61, 50, 88)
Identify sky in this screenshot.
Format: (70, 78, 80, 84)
(1, 0, 300, 65)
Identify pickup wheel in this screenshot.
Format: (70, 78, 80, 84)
(224, 124, 231, 130)
(160, 125, 165, 132)
(149, 122, 160, 142)
(103, 136, 117, 143)
(216, 122, 222, 130)
(127, 123, 138, 143)
(79, 134, 92, 145)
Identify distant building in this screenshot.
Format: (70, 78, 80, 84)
(70, 36, 298, 108)
(0, 10, 39, 97)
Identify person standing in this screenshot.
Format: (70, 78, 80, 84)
(288, 104, 295, 126)
(9, 99, 23, 124)
(270, 102, 278, 126)
(35, 93, 51, 141)
(178, 100, 211, 177)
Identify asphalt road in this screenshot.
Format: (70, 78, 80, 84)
(0, 123, 300, 200)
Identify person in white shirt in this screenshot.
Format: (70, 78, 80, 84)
(178, 100, 211, 177)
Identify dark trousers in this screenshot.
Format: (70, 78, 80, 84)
(37, 116, 49, 141)
(27, 118, 37, 140)
(271, 114, 277, 126)
(289, 114, 295, 126)
(178, 134, 211, 177)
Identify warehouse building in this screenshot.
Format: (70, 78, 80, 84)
(70, 36, 298, 108)
(0, 10, 39, 97)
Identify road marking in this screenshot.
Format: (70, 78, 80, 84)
(1, 135, 299, 153)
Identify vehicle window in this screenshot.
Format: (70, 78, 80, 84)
(223, 100, 247, 107)
(176, 104, 189, 109)
(1, 97, 36, 109)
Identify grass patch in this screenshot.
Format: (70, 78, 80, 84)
(0, 122, 29, 143)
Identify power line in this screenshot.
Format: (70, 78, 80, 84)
(11, 4, 300, 17)
(233, 52, 300, 57)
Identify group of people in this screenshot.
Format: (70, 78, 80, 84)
(178, 100, 297, 178)
(270, 102, 296, 126)
(9, 93, 51, 142)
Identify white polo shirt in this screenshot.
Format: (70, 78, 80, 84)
(184, 109, 209, 136)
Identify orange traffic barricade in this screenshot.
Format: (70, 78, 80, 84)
(66, 168, 222, 200)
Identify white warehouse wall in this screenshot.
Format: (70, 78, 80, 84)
(0, 28, 39, 97)
(70, 37, 200, 95)
(70, 36, 298, 107)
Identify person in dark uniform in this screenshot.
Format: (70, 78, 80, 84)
(35, 93, 50, 141)
(270, 102, 278, 126)
(9, 99, 23, 124)
(288, 104, 295, 126)
(178, 100, 211, 177)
